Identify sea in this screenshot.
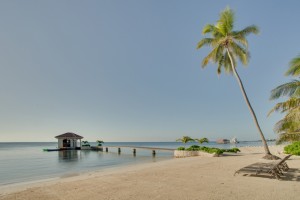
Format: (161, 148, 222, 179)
(0, 141, 275, 186)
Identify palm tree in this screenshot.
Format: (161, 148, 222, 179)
(197, 7, 277, 159)
(176, 136, 195, 147)
(96, 140, 104, 146)
(195, 138, 209, 144)
(82, 141, 90, 147)
(269, 55, 300, 144)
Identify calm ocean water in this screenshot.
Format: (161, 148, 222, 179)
(0, 141, 275, 186)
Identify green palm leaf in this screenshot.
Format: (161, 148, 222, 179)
(285, 55, 300, 76)
(232, 25, 259, 38)
(230, 42, 249, 65)
(217, 7, 234, 35)
(270, 80, 300, 100)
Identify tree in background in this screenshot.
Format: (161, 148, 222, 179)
(96, 140, 104, 146)
(176, 136, 195, 147)
(197, 7, 277, 159)
(82, 141, 90, 147)
(269, 55, 300, 144)
(195, 138, 209, 144)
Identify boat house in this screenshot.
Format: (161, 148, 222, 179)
(216, 138, 230, 144)
(55, 132, 83, 149)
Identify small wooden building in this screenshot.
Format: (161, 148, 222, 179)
(216, 138, 230, 144)
(55, 132, 83, 149)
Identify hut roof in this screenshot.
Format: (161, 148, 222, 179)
(55, 132, 83, 139)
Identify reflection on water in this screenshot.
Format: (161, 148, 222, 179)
(58, 150, 79, 162)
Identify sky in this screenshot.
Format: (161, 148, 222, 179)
(0, 0, 299, 142)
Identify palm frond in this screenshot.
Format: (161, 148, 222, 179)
(270, 80, 300, 100)
(202, 24, 218, 35)
(274, 116, 300, 134)
(196, 38, 214, 49)
(217, 7, 234, 36)
(285, 55, 300, 76)
(268, 97, 300, 116)
(217, 55, 225, 75)
(233, 25, 259, 37)
(284, 106, 300, 122)
(231, 34, 248, 48)
(276, 132, 300, 144)
(270, 95, 300, 144)
(201, 46, 219, 67)
(230, 42, 249, 65)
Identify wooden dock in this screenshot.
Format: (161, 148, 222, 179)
(44, 146, 175, 156)
(92, 146, 175, 156)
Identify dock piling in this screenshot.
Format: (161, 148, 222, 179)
(152, 150, 156, 156)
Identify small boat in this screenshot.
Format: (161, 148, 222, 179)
(216, 139, 230, 144)
(43, 148, 61, 152)
(230, 137, 239, 144)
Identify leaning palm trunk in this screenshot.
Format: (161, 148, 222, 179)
(226, 48, 273, 157)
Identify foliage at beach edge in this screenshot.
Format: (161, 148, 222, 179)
(284, 141, 300, 155)
(177, 145, 240, 155)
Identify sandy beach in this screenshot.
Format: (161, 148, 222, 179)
(1, 145, 299, 200)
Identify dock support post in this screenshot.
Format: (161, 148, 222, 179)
(118, 148, 121, 153)
(152, 150, 156, 156)
(105, 147, 108, 152)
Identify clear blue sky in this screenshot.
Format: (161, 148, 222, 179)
(0, 0, 298, 142)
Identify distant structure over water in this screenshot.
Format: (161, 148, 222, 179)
(230, 137, 239, 144)
(216, 139, 230, 144)
(55, 132, 83, 149)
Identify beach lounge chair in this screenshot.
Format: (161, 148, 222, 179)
(234, 154, 292, 179)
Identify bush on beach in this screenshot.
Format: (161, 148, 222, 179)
(177, 147, 185, 150)
(177, 145, 240, 155)
(284, 141, 300, 155)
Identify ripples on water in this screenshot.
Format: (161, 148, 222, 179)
(0, 141, 275, 186)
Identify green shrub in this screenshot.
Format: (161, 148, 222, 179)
(284, 141, 300, 155)
(180, 145, 242, 155)
(177, 147, 185, 150)
(186, 145, 200, 151)
(222, 148, 241, 153)
(232, 148, 241, 153)
(205, 148, 224, 154)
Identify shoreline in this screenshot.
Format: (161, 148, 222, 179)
(0, 156, 178, 196)
(1, 145, 300, 200)
(0, 144, 281, 188)
(0, 155, 175, 195)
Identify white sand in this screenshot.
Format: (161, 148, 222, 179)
(0, 145, 299, 200)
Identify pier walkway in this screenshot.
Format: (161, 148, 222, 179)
(92, 146, 175, 156)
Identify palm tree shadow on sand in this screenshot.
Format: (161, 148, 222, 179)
(241, 168, 300, 182)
